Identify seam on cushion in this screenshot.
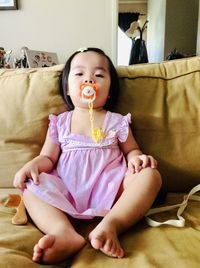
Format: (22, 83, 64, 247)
(118, 70, 200, 81)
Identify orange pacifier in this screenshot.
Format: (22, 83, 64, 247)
(80, 83, 98, 103)
(79, 83, 107, 143)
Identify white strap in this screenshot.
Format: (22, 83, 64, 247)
(145, 184, 200, 227)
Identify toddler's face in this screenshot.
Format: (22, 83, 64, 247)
(68, 51, 111, 109)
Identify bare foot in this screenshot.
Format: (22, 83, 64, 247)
(32, 233, 86, 264)
(88, 220, 124, 258)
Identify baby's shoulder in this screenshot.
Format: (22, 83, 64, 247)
(50, 110, 71, 120)
(49, 111, 72, 127)
(108, 111, 132, 124)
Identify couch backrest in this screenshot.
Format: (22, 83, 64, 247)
(116, 57, 200, 192)
(0, 57, 200, 191)
(0, 65, 67, 188)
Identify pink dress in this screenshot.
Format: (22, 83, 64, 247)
(27, 111, 131, 219)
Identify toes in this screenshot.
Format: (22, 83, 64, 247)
(90, 237, 104, 250)
(110, 243, 117, 256)
(115, 247, 124, 258)
(32, 235, 55, 263)
(32, 244, 43, 262)
(103, 239, 113, 253)
(38, 234, 55, 250)
(33, 244, 42, 254)
(89, 225, 125, 258)
(102, 241, 124, 258)
(32, 251, 43, 262)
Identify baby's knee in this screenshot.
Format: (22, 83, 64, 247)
(147, 167, 162, 189)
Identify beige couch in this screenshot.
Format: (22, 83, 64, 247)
(0, 56, 200, 267)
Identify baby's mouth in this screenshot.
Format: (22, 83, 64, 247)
(80, 84, 97, 103)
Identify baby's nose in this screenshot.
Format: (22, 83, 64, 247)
(84, 79, 94, 84)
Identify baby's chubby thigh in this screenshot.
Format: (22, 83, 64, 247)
(116, 167, 161, 199)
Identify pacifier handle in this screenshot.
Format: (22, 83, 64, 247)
(79, 83, 107, 143)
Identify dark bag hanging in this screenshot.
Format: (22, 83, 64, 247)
(129, 38, 148, 65)
(129, 20, 148, 65)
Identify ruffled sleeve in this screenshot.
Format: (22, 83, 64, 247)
(117, 113, 132, 143)
(48, 114, 59, 145)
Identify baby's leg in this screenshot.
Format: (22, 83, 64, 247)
(89, 167, 162, 258)
(23, 190, 86, 264)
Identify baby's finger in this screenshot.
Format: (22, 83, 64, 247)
(20, 181, 27, 191)
(148, 155, 158, 168)
(140, 155, 149, 168)
(13, 173, 27, 190)
(131, 158, 142, 173)
(128, 161, 136, 174)
(13, 176, 18, 188)
(31, 170, 39, 185)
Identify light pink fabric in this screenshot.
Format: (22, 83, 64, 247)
(27, 111, 131, 219)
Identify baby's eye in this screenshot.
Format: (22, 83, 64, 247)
(95, 74, 104, 78)
(75, 73, 83, 76)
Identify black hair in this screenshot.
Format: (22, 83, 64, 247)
(60, 47, 120, 111)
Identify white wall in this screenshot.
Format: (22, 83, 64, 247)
(147, 0, 199, 62)
(147, 0, 166, 62)
(0, 0, 117, 64)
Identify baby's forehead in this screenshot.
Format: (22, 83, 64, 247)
(71, 51, 109, 70)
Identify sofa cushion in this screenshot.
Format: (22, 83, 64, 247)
(0, 65, 67, 188)
(1, 57, 200, 192)
(116, 57, 200, 192)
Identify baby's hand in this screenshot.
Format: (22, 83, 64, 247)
(128, 154, 157, 174)
(13, 162, 40, 190)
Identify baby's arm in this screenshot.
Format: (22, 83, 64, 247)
(13, 130, 60, 190)
(120, 127, 157, 174)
